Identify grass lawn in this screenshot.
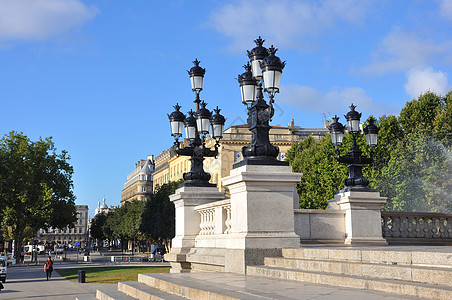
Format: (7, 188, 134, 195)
(56, 266, 170, 283)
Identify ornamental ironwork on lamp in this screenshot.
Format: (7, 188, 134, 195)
(328, 104, 379, 191)
(235, 36, 288, 167)
(168, 59, 226, 187)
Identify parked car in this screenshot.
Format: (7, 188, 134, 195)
(0, 256, 7, 283)
(54, 245, 64, 254)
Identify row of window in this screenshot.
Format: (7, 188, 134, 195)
(43, 227, 86, 234)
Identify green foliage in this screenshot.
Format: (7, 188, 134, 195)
(378, 91, 452, 212)
(399, 92, 443, 136)
(90, 213, 107, 241)
(140, 180, 181, 252)
(379, 133, 452, 212)
(0, 131, 76, 259)
(121, 200, 146, 240)
(287, 90, 452, 213)
(99, 200, 146, 251)
(286, 136, 347, 209)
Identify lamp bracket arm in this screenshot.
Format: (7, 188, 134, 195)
(176, 147, 194, 156)
(336, 155, 352, 164)
(202, 146, 218, 158)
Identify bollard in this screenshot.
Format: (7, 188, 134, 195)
(78, 270, 86, 283)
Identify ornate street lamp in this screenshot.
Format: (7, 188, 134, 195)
(238, 62, 257, 106)
(328, 104, 379, 191)
(168, 59, 226, 187)
(235, 36, 288, 167)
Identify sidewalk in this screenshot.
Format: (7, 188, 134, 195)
(0, 264, 115, 299)
(0, 262, 163, 299)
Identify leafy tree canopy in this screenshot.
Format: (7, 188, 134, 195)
(287, 91, 452, 213)
(0, 131, 76, 259)
(140, 180, 181, 252)
(90, 213, 107, 241)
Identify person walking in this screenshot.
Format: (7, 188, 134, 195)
(44, 256, 53, 281)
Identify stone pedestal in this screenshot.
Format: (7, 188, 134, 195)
(332, 189, 387, 245)
(164, 186, 225, 273)
(221, 164, 302, 273)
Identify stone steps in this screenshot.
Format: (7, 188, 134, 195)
(244, 246, 452, 300)
(137, 273, 257, 299)
(281, 247, 452, 267)
(96, 288, 135, 300)
(263, 256, 452, 287)
(89, 246, 452, 299)
(90, 271, 422, 299)
(117, 281, 186, 300)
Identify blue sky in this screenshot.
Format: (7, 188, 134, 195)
(0, 0, 451, 217)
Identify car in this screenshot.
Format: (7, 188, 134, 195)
(0, 256, 7, 283)
(54, 245, 64, 254)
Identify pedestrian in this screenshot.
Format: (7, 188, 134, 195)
(44, 256, 53, 281)
(0, 280, 3, 291)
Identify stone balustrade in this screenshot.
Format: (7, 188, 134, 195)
(195, 199, 231, 237)
(381, 211, 452, 244)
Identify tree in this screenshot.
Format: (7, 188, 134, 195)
(379, 133, 452, 212)
(90, 213, 107, 242)
(102, 211, 116, 247)
(121, 200, 146, 242)
(140, 180, 181, 253)
(0, 131, 76, 260)
(120, 200, 146, 253)
(286, 136, 347, 209)
(287, 91, 452, 213)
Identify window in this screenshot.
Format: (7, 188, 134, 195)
(234, 151, 243, 162)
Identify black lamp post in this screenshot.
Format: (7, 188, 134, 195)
(235, 36, 288, 167)
(168, 59, 226, 187)
(328, 104, 379, 191)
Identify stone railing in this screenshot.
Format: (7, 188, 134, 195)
(294, 209, 346, 243)
(195, 199, 231, 236)
(381, 211, 452, 245)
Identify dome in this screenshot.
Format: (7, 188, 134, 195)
(100, 197, 108, 209)
(94, 201, 101, 215)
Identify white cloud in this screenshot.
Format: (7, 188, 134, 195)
(207, 0, 374, 52)
(362, 28, 452, 75)
(279, 84, 392, 117)
(404, 67, 450, 98)
(439, 0, 452, 21)
(0, 0, 98, 42)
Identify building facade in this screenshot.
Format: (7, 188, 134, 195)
(151, 121, 328, 191)
(38, 205, 89, 247)
(204, 124, 327, 191)
(121, 155, 155, 205)
(153, 147, 177, 191)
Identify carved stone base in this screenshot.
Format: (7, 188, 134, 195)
(333, 189, 387, 245)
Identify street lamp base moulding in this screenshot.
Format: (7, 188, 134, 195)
(179, 180, 217, 188)
(233, 156, 289, 168)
